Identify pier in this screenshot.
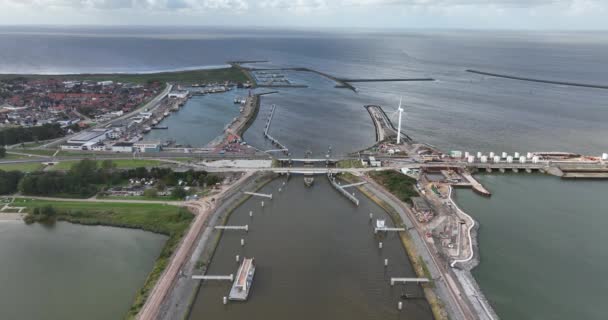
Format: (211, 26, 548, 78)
(244, 191, 273, 199)
(215, 225, 249, 232)
(375, 227, 406, 233)
(339, 78, 435, 83)
(340, 181, 367, 188)
(461, 172, 492, 196)
(191, 274, 234, 281)
(467, 69, 608, 90)
(263, 105, 289, 155)
(390, 278, 430, 286)
(327, 173, 360, 206)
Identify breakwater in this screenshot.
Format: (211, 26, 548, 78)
(467, 69, 608, 90)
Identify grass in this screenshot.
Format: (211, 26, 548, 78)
(336, 159, 365, 168)
(0, 162, 42, 172)
(99, 195, 177, 201)
(0, 67, 249, 84)
(10, 149, 58, 157)
(368, 170, 418, 203)
(46, 159, 162, 171)
(17, 199, 193, 319)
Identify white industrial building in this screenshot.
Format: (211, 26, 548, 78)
(61, 128, 111, 151)
(68, 128, 111, 144)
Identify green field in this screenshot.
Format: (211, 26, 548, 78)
(46, 159, 162, 171)
(368, 170, 418, 203)
(0, 162, 42, 172)
(18, 199, 193, 319)
(9, 149, 58, 157)
(0, 67, 249, 84)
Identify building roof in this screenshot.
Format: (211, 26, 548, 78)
(69, 129, 109, 142)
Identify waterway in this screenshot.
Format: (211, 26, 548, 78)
(454, 174, 608, 320)
(145, 88, 247, 147)
(188, 177, 433, 320)
(0, 221, 167, 320)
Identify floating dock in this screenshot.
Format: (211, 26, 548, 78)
(229, 258, 256, 301)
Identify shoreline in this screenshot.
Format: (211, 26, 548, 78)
(448, 186, 499, 320)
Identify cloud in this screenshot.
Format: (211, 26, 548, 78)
(0, 0, 249, 11)
(1, 0, 598, 11)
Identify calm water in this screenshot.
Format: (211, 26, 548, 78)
(0, 222, 166, 320)
(454, 175, 608, 320)
(188, 177, 432, 320)
(1, 27, 607, 155)
(145, 88, 245, 147)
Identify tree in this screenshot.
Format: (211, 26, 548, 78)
(101, 160, 116, 171)
(0, 146, 5, 158)
(171, 187, 187, 200)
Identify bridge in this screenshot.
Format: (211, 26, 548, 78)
(390, 278, 430, 286)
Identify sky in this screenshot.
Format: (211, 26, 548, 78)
(0, 0, 606, 30)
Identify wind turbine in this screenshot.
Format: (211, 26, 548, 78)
(397, 97, 404, 144)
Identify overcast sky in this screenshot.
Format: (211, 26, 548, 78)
(0, 0, 606, 29)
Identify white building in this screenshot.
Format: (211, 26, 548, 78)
(168, 91, 189, 99)
(61, 143, 84, 151)
(111, 142, 134, 153)
(97, 80, 114, 86)
(134, 141, 161, 153)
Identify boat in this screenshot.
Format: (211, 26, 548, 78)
(142, 126, 151, 133)
(229, 258, 256, 301)
(304, 174, 315, 187)
(163, 111, 169, 117)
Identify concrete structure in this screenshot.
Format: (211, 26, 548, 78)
(134, 141, 161, 153)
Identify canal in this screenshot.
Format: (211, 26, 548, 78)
(454, 175, 608, 320)
(188, 177, 433, 320)
(0, 222, 166, 320)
